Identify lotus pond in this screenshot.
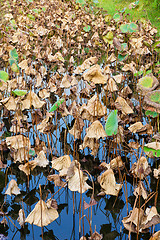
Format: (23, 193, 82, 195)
(0, 0, 160, 239)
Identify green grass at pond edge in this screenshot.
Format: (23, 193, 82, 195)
(97, 0, 160, 36)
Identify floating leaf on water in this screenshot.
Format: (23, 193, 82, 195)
(12, 89, 27, 97)
(0, 71, 9, 82)
(105, 110, 118, 136)
(49, 98, 65, 112)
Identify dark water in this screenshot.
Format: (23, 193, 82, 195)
(0, 67, 160, 240)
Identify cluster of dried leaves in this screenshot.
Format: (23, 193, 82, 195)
(0, 0, 160, 239)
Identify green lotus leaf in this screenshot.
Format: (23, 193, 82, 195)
(153, 41, 160, 53)
(105, 15, 112, 22)
(129, 22, 138, 33)
(49, 98, 65, 112)
(76, 0, 86, 4)
(118, 54, 128, 61)
(120, 43, 128, 51)
(0, 71, 9, 82)
(9, 48, 18, 61)
(105, 110, 118, 136)
(138, 76, 153, 88)
(11, 62, 19, 73)
(29, 149, 35, 156)
(145, 110, 158, 118)
(120, 24, 129, 33)
(113, 13, 121, 22)
(10, 19, 17, 29)
(120, 23, 138, 33)
(83, 25, 91, 32)
(103, 31, 113, 44)
(9, 58, 15, 66)
(33, 9, 41, 14)
(144, 146, 160, 157)
(27, 14, 35, 21)
(12, 90, 27, 96)
(150, 92, 160, 104)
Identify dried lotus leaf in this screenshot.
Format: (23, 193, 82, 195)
(52, 155, 71, 176)
(6, 135, 31, 150)
(128, 122, 144, 133)
(19, 160, 37, 175)
(83, 65, 107, 84)
(122, 208, 144, 233)
(137, 74, 159, 95)
(25, 200, 59, 227)
(79, 136, 100, 156)
(141, 207, 160, 230)
(86, 95, 107, 117)
(99, 169, 122, 196)
(115, 96, 133, 115)
(1, 97, 17, 111)
(133, 181, 148, 200)
(22, 91, 45, 110)
(86, 120, 107, 139)
(34, 150, 49, 167)
(17, 209, 25, 227)
(130, 156, 151, 179)
(67, 160, 92, 193)
(5, 179, 21, 196)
